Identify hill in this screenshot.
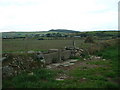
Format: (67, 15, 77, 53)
(49, 29, 79, 33)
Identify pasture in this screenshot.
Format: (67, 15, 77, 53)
(2, 39, 85, 53)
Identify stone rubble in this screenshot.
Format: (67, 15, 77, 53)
(46, 59, 78, 69)
(28, 72, 34, 76)
(2, 47, 85, 78)
(55, 74, 68, 81)
(2, 54, 43, 78)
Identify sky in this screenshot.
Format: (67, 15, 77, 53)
(0, 0, 119, 32)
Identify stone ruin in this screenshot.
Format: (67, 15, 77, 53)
(2, 47, 84, 78)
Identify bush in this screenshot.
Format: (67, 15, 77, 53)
(84, 36, 94, 43)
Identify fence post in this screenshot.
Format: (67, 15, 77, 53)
(58, 49, 62, 62)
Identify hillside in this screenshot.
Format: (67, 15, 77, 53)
(49, 29, 79, 33)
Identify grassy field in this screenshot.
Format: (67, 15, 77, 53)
(3, 44, 119, 88)
(3, 39, 85, 53)
(2, 38, 117, 56)
(2, 32, 119, 88)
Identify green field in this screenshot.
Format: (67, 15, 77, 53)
(3, 39, 85, 53)
(2, 30, 119, 53)
(3, 44, 119, 88)
(2, 38, 117, 55)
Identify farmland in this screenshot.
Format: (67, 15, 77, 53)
(2, 30, 120, 88)
(3, 39, 84, 53)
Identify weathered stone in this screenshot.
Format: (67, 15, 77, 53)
(79, 49, 84, 52)
(35, 51, 44, 60)
(48, 49, 58, 53)
(27, 50, 35, 53)
(103, 59, 106, 61)
(2, 47, 85, 78)
(40, 59, 46, 64)
(46, 65, 52, 69)
(55, 78, 64, 81)
(83, 77, 86, 80)
(2, 66, 14, 77)
(75, 52, 80, 57)
(28, 72, 34, 76)
(84, 58, 86, 61)
(52, 63, 61, 67)
(69, 59, 78, 63)
(0, 57, 7, 61)
(68, 63, 74, 66)
(63, 64, 69, 67)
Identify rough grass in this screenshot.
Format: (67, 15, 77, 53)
(2, 39, 84, 53)
(3, 68, 58, 88)
(96, 45, 120, 76)
(3, 44, 119, 88)
(3, 38, 116, 54)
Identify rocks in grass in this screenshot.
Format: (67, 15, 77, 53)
(89, 55, 101, 60)
(55, 74, 68, 81)
(35, 51, 44, 60)
(2, 66, 14, 77)
(27, 50, 35, 54)
(52, 63, 61, 67)
(28, 72, 34, 76)
(55, 78, 64, 81)
(69, 59, 78, 63)
(40, 59, 46, 64)
(2, 53, 43, 78)
(82, 77, 86, 80)
(46, 65, 52, 69)
(48, 49, 58, 53)
(103, 59, 106, 61)
(84, 58, 86, 61)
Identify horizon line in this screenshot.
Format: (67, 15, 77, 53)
(0, 29, 119, 33)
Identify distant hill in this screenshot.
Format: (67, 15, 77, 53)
(49, 29, 79, 33)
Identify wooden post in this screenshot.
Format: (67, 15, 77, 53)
(72, 38, 76, 57)
(58, 49, 61, 62)
(73, 40, 75, 48)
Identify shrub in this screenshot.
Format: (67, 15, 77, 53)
(84, 36, 94, 43)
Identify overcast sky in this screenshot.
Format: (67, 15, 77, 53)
(0, 0, 119, 32)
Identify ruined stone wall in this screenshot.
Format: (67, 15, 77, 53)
(2, 54, 42, 78)
(2, 48, 82, 78)
(61, 50, 71, 60)
(44, 52, 58, 64)
(43, 50, 72, 64)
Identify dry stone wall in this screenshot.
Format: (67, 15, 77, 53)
(2, 48, 83, 78)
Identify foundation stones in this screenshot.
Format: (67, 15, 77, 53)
(2, 47, 84, 78)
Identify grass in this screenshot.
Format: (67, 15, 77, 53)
(3, 68, 58, 88)
(87, 60, 111, 65)
(3, 39, 119, 88)
(96, 45, 119, 75)
(2, 39, 84, 53)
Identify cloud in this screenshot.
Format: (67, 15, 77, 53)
(0, 0, 118, 32)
